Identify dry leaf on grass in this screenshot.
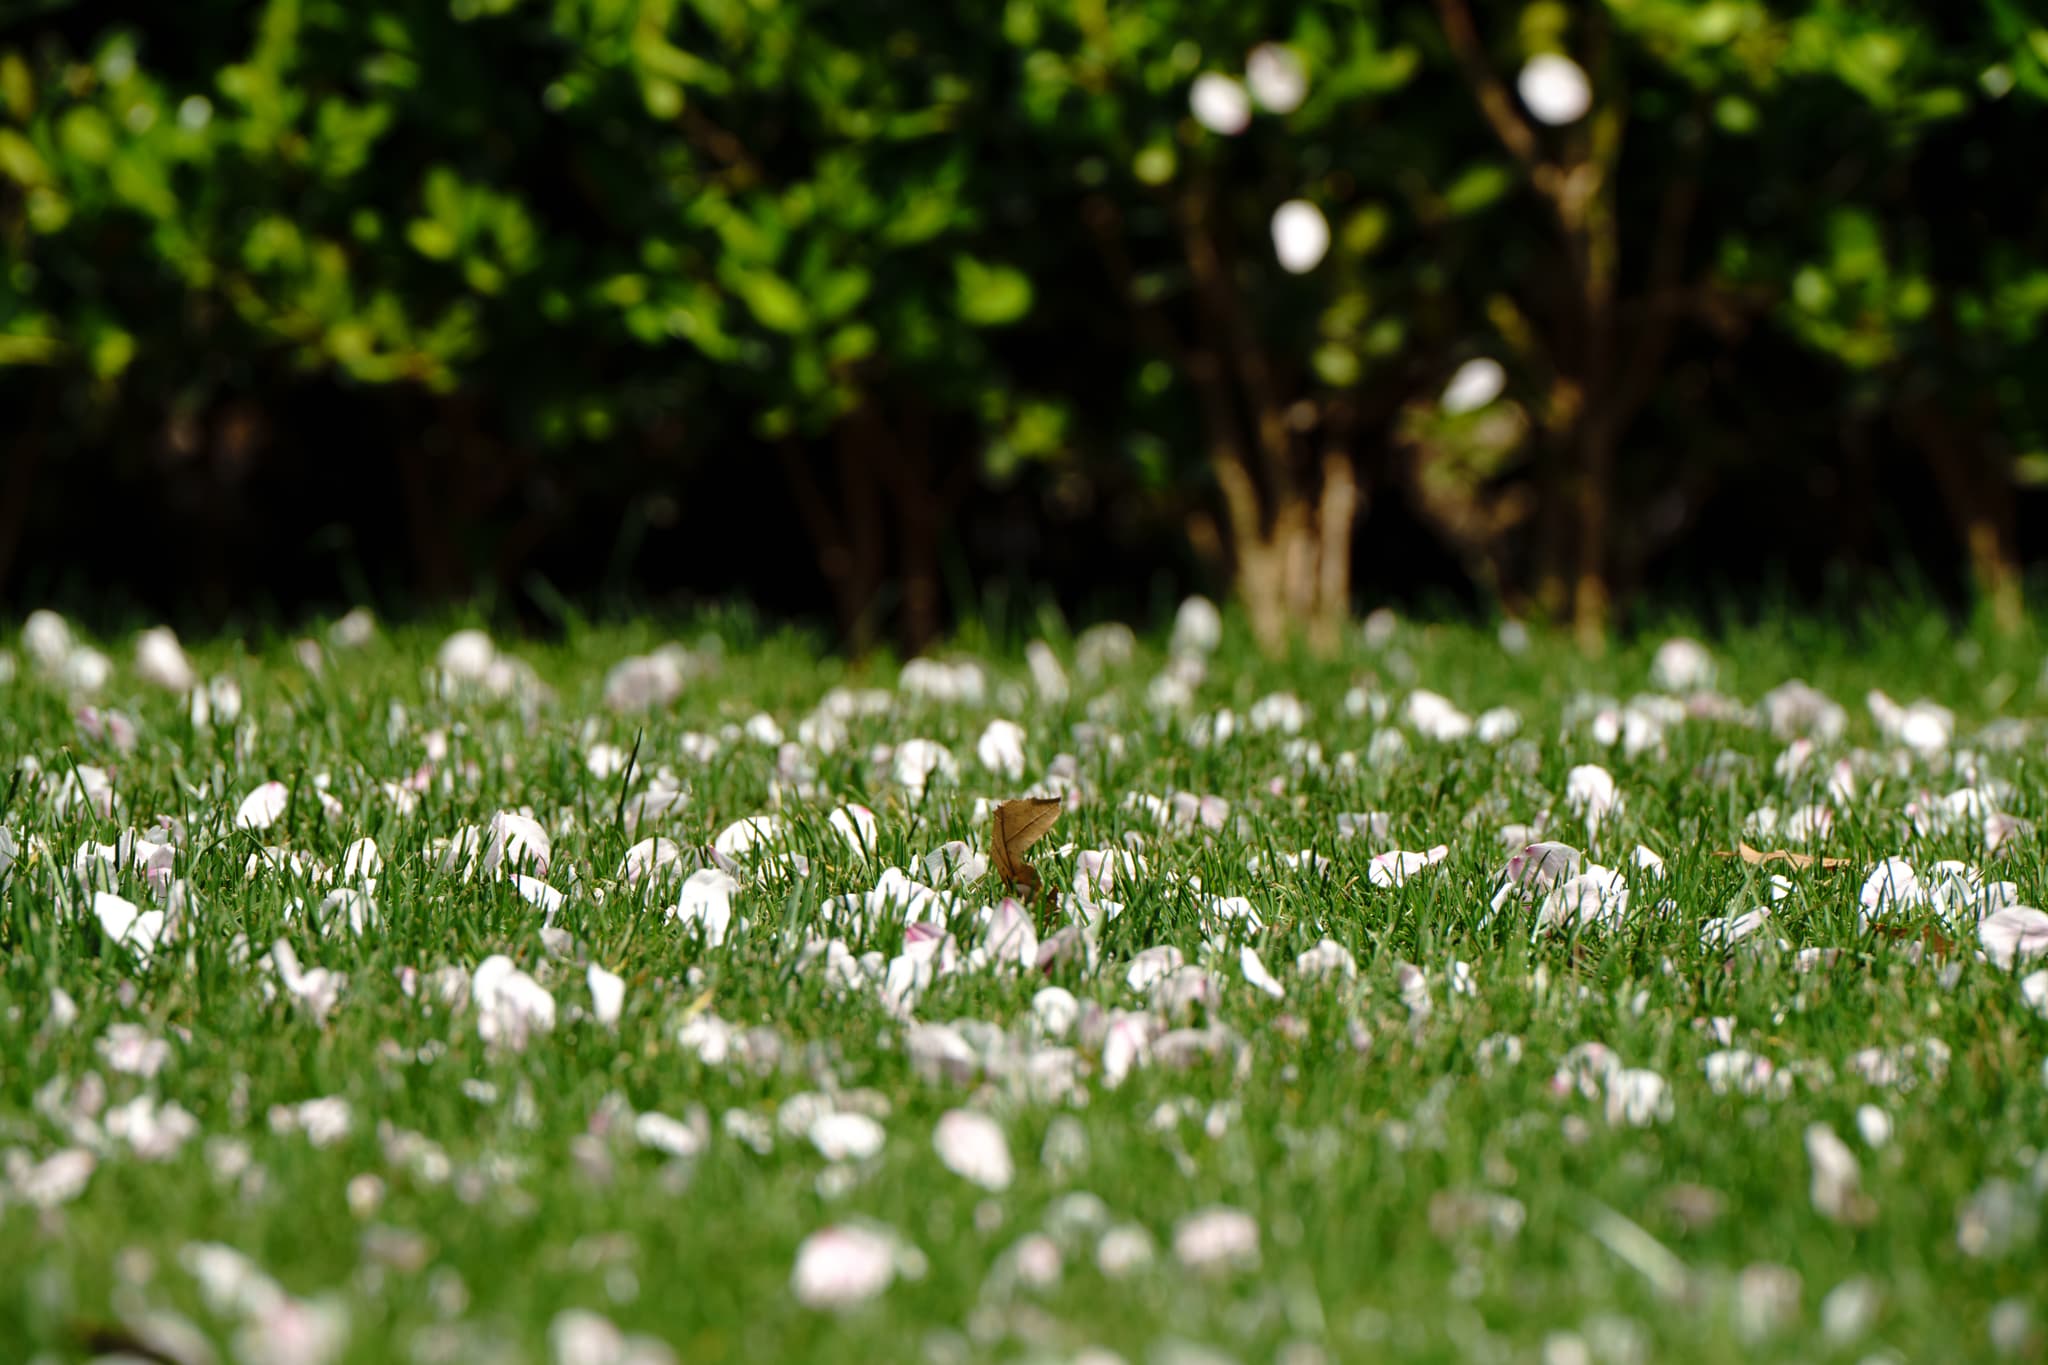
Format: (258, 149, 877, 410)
(1713, 842, 1850, 870)
(991, 796, 1062, 915)
(1872, 923, 1957, 959)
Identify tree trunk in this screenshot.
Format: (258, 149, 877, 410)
(0, 392, 46, 599)
(1906, 404, 2021, 634)
(1087, 187, 1372, 655)
(776, 431, 884, 651)
(886, 400, 943, 656)
(1225, 468, 1358, 659)
(1573, 423, 1614, 654)
(1965, 519, 2024, 637)
(396, 438, 464, 601)
(1309, 451, 1360, 654)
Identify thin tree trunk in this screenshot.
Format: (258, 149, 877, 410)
(1906, 403, 2022, 634)
(835, 417, 887, 652)
(890, 402, 943, 656)
(1438, 0, 1644, 652)
(0, 393, 46, 599)
(1965, 520, 2023, 636)
(776, 432, 882, 650)
(1532, 414, 1575, 620)
(1570, 15, 1623, 654)
(396, 439, 463, 601)
(1573, 425, 1614, 653)
(1309, 451, 1361, 655)
(1087, 188, 1373, 654)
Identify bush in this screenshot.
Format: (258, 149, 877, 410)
(2, 1, 2045, 645)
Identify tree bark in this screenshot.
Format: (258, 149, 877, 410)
(396, 438, 464, 601)
(1437, 0, 1663, 654)
(876, 399, 944, 656)
(1310, 451, 1361, 655)
(0, 389, 47, 599)
(1905, 403, 2022, 634)
(776, 431, 884, 651)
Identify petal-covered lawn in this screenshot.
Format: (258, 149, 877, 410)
(2, 604, 2045, 1363)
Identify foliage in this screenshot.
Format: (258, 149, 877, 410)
(2, 2, 2047, 642)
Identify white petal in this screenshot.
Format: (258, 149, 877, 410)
(13, 1148, 96, 1207)
(22, 609, 74, 670)
(1979, 906, 2048, 971)
(634, 1110, 705, 1158)
(791, 1225, 906, 1309)
(1518, 53, 1592, 125)
(1855, 1104, 1893, 1149)
(1270, 200, 1330, 273)
(669, 868, 740, 946)
(810, 1112, 887, 1162)
(1440, 357, 1506, 414)
(2021, 970, 2048, 1020)
(1805, 1122, 1867, 1222)
(436, 628, 497, 681)
(1032, 986, 1080, 1038)
(1170, 596, 1223, 657)
(1172, 1206, 1260, 1272)
(587, 965, 625, 1026)
(235, 782, 290, 831)
(933, 1109, 1013, 1191)
(714, 814, 783, 860)
(975, 720, 1029, 780)
(1239, 945, 1285, 999)
(483, 810, 552, 877)
(830, 804, 880, 856)
(1245, 43, 1308, 113)
(134, 626, 197, 692)
(549, 1310, 626, 1365)
(1189, 73, 1251, 135)
(94, 890, 166, 964)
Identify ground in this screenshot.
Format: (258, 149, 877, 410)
(1, 603, 2045, 1365)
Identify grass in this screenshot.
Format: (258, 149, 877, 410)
(2, 605, 2046, 1364)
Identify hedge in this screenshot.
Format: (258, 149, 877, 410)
(3, 1, 2046, 648)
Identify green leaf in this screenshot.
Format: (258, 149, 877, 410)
(827, 323, 878, 365)
(734, 270, 809, 333)
(406, 219, 459, 261)
(1341, 204, 1390, 257)
(1314, 343, 1361, 387)
(0, 130, 47, 188)
(1714, 95, 1758, 134)
(954, 256, 1033, 327)
(1442, 163, 1515, 217)
(812, 269, 871, 321)
(883, 193, 954, 246)
(56, 107, 115, 166)
(1134, 144, 1176, 186)
(89, 325, 135, 379)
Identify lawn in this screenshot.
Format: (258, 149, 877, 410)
(2, 602, 2045, 1365)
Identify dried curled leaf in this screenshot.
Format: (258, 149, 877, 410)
(1873, 922, 1956, 959)
(991, 796, 1061, 882)
(991, 796, 1062, 911)
(1713, 842, 1849, 870)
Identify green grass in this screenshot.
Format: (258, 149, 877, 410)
(2, 606, 2046, 1364)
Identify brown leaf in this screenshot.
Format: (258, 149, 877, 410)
(1712, 842, 1850, 870)
(1874, 922, 1956, 959)
(990, 796, 1062, 886)
(992, 796, 1063, 925)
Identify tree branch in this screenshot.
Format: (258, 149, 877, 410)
(1607, 157, 1700, 435)
(1433, 0, 1542, 174)
(1176, 183, 1296, 498)
(773, 434, 849, 574)
(1080, 193, 1195, 373)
